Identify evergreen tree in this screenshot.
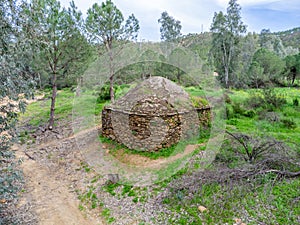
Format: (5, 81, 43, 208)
(210, 0, 246, 88)
(158, 11, 182, 42)
(85, 0, 139, 102)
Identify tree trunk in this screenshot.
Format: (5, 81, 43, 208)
(177, 68, 181, 84)
(109, 75, 114, 103)
(38, 72, 42, 89)
(224, 66, 229, 88)
(48, 72, 57, 130)
(291, 69, 296, 85)
(108, 47, 115, 103)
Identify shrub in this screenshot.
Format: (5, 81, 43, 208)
(246, 89, 287, 111)
(259, 111, 280, 123)
(263, 89, 287, 109)
(96, 85, 120, 103)
(96, 85, 110, 102)
(225, 104, 234, 119)
(293, 98, 299, 106)
(245, 93, 264, 109)
(190, 96, 209, 108)
(226, 131, 287, 163)
(232, 102, 245, 115)
(244, 109, 256, 118)
(281, 118, 297, 129)
(224, 93, 232, 104)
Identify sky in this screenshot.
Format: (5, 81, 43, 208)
(60, 0, 300, 41)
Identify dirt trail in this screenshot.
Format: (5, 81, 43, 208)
(111, 143, 205, 168)
(15, 119, 207, 225)
(16, 147, 103, 225)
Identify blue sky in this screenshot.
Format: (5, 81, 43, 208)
(60, 0, 300, 41)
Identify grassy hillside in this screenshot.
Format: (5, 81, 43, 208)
(19, 86, 300, 224)
(275, 27, 300, 49)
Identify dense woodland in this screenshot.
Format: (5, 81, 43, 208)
(1, 0, 300, 224)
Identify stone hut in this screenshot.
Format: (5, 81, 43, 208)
(101, 76, 209, 152)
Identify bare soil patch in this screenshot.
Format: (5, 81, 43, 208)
(16, 148, 101, 225)
(15, 122, 105, 225)
(108, 143, 205, 169)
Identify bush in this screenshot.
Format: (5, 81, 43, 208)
(246, 89, 287, 111)
(190, 96, 209, 108)
(245, 94, 264, 109)
(96, 85, 111, 102)
(293, 98, 299, 106)
(244, 109, 256, 118)
(224, 93, 232, 104)
(226, 131, 287, 163)
(263, 89, 287, 109)
(259, 111, 280, 123)
(225, 104, 234, 119)
(232, 102, 245, 115)
(96, 85, 121, 103)
(281, 118, 297, 129)
(226, 102, 254, 118)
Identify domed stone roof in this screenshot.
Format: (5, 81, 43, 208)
(108, 76, 194, 114)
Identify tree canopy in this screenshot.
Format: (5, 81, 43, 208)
(210, 0, 247, 88)
(158, 11, 182, 42)
(0, 1, 35, 223)
(25, 0, 92, 129)
(85, 0, 139, 102)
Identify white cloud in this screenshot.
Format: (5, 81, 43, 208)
(216, 0, 279, 7)
(60, 0, 300, 41)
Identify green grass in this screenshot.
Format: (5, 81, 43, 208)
(19, 86, 300, 225)
(162, 178, 300, 225)
(185, 86, 224, 100)
(19, 88, 106, 128)
(19, 88, 74, 126)
(226, 88, 300, 144)
(158, 87, 300, 224)
(100, 135, 181, 159)
(101, 208, 116, 224)
(100, 132, 207, 160)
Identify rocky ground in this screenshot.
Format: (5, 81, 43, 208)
(15, 121, 104, 225)
(15, 119, 193, 225)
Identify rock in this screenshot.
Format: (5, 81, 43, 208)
(234, 218, 242, 224)
(107, 174, 119, 184)
(198, 205, 208, 213)
(233, 218, 246, 225)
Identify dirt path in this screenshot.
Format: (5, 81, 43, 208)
(16, 147, 103, 225)
(110, 143, 205, 169)
(15, 120, 207, 225)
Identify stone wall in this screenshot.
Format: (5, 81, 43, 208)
(101, 106, 211, 152)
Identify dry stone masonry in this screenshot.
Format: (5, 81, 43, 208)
(101, 76, 211, 152)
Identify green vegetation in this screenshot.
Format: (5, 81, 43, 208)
(10, 75, 299, 225)
(17, 83, 299, 224)
(226, 88, 300, 144)
(0, 1, 35, 223)
(2, 0, 300, 223)
(19, 88, 106, 128)
(100, 135, 204, 160)
(159, 87, 300, 224)
(158, 11, 182, 42)
(85, 0, 139, 102)
(162, 178, 300, 224)
(19, 89, 74, 127)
